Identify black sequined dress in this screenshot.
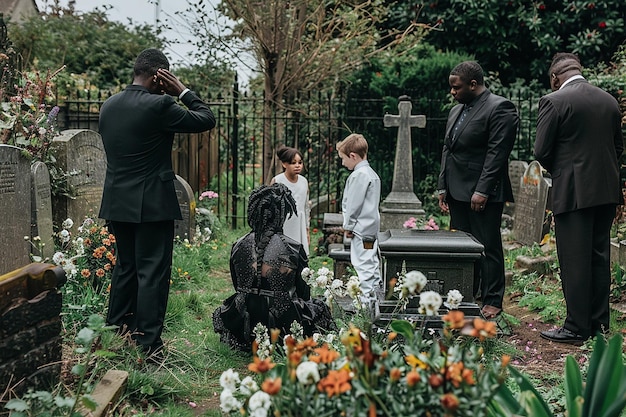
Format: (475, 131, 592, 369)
(212, 232, 336, 351)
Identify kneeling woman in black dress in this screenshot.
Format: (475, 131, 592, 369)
(212, 183, 336, 351)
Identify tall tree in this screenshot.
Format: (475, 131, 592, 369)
(7, 2, 165, 89)
(175, 0, 431, 180)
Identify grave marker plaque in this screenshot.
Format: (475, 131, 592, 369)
(513, 161, 550, 245)
(51, 129, 106, 226)
(30, 161, 54, 261)
(0, 145, 31, 274)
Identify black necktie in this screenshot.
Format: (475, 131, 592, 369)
(452, 105, 470, 141)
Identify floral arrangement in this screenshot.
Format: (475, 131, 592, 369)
(301, 266, 362, 307)
(195, 189, 221, 242)
(218, 310, 506, 417)
(219, 265, 509, 417)
(52, 217, 116, 292)
(403, 216, 439, 230)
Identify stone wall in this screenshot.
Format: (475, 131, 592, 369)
(0, 263, 66, 393)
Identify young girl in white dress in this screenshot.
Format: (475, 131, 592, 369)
(270, 146, 310, 255)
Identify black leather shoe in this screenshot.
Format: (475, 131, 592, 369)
(540, 327, 586, 345)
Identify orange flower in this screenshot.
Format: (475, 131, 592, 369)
(84, 238, 92, 246)
(109, 234, 116, 243)
(95, 268, 105, 278)
(463, 318, 497, 341)
(288, 351, 304, 367)
(428, 373, 443, 389)
(296, 338, 317, 352)
(442, 310, 466, 330)
(389, 367, 402, 382)
(446, 362, 465, 388)
(284, 335, 297, 353)
(441, 393, 460, 412)
(248, 356, 275, 374)
(317, 369, 351, 397)
(310, 344, 340, 364)
(406, 370, 421, 387)
(80, 269, 91, 278)
(104, 263, 112, 271)
(501, 354, 511, 368)
(462, 368, 475, 385)
(270, 328, 281, 344)
(261, 377, 282, 395)
(368, 402, 376, 417)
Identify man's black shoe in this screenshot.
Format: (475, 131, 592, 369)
(540, 327, 586, 345)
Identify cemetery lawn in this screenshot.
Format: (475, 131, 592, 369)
(48, 230, 626, 417)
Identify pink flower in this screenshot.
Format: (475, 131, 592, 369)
(199, 190, 219, 200)
(424, 218, 439, 230)
(403, 217, 417, 229)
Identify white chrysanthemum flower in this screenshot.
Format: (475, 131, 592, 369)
(315, 274, 329, 287)
(403, 270, 428, 296)
(346, 276, 362, 299)
(249, 409, 269, 417)
(418, 291, 443, 316)
(220, 388, 242, 413)
(301, 267, 312, 278)
(445, 289, 464, 310)
(317, 267, 331, 277)
(63, 262, 77, 278)
(330, 279, 344, 290)
(59, 229, 71, 243)
(82, 218, 95, 228)
(62, 218, 74, 229)
(219, 369, 241, 391)
(296, 361, 320, 385)
(52, 252, 66, 265)
(240, 376, 259, 396)
(248, 390, 271, 411)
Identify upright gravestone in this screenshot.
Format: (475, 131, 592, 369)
(0, 145, 31, 274)
(30, 161, 54, 261)
(51, 129, 106, 226)
(504, 160, 529, 216)
(379, 96, 426, 231)
(174, 175, 196, 241)
(513, 161, 550, 245)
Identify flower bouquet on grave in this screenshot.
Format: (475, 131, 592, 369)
(403, 216, 440, 230)
(218, 297, 507, 417)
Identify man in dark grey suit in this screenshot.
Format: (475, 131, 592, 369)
(437, 61, 519, 320)
(99, 49, 215, 357)
(535, 52, 623, 345)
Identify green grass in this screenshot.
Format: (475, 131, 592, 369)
(12, 227, 626, 416)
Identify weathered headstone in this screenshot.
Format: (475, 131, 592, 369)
(505, 160, 529, 216)
(380, 95, 426, 231)
(174, 175, 196, 241)
(30, 161, 54, 261)
(0, 145, 31, 274)
(51, 129, 106, 227)
(513, 161, 550, 245)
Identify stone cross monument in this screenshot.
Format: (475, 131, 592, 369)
(380, 95, 426, 231)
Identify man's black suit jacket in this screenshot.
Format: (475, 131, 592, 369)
(534, 79, 623, 215)
(438, 90, 519, 203)
(98, 85, 215, 223)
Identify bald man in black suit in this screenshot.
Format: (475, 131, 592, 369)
(535, 52, 623, 345)
(99, 49, 215, 356)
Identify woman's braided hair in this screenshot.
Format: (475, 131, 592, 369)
(247, 184, 298, 273)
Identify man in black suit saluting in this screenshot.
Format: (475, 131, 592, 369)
(437, 61, 519, 320)
(99, 49, 216, 358)
(535, 52, 623, 345)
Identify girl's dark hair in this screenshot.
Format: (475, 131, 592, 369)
(247, 183, 297, 251)
(276, 146, 303, 164)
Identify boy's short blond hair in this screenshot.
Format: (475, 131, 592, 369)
(336, 133, 368, 159)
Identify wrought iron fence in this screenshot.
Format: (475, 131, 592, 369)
(54, 83, 539, 229)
